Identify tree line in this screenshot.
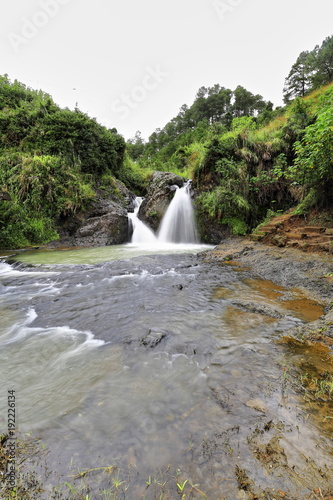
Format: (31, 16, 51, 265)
(127, 84, 274, 160)
(283, 35, 333, 102)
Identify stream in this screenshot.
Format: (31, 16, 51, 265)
(1, 246, 333, 498)
(1, 186, 333, 498)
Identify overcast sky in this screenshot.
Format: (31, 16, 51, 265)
(1, 0, 333, 141)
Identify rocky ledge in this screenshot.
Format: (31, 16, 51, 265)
(47, 180, 135, 248)
(138, 171, 184, 231)
(200, 237, 333, 346)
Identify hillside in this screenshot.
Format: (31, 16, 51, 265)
(0, 34, 333, 250)
(0, 75, 127, 249)
(126, 82, 333, 243)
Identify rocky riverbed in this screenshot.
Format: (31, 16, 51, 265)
(1, 238, 333, 499)
(201, 237, 333, 343)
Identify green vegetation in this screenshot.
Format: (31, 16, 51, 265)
(1, 34, 333, 248)
(126, 34, 333, 236)
(0, 433, 207, 499)
(283, 35, 333, 102)
(0, 75, 125, 249)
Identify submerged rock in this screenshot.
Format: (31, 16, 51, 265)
(230, 300, 283, 318)
(140, 329, 167, 348)
(246, 399, 268, 413)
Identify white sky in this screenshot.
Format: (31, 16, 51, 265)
(1, 0, 333, 141)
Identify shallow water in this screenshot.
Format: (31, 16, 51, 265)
(1, 247, 332, 498)
(9, 242, 212, 266)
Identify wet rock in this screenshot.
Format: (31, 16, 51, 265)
(0, 190, 11, 201)
(173, 284, 184, 290)
(60, 201, 128, 247)
(138, 171, 185, 231)
(272, 235, 287, 247)
(231, 300, 283, 318)
(140, 329, 167, 348)
(193, 201, 232, 244)
(245, 399, 268, 413)
(48, 185, 134, 247)
(210, 387, 230, 409)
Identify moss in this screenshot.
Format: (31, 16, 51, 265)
(221, 217, 248, 236)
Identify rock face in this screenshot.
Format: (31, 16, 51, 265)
(69, 200, 129, 247)
(48, 181, 134, 248)
(193, 193, 231, 244)
(138, 171, 184, 232)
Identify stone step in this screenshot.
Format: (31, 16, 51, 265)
(285, 233, 305, 240)
(325, 228, 333, 235)
(301, 234, 330, 240)
(285, 240, 300, 248)
(315, 235, 333, 242)
(302, 226, 326, 233)
(300, 242, 332, 251)
(320, 243, 333, 252)
(260, 224, 279, 231)
(287, 240, 333, 251)
(298, 235, 333, 242)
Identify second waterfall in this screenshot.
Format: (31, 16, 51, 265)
(129, 180, 198, 245)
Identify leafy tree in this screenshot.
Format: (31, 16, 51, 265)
(311, 35, 333, 89)
(283, 35, 333, 102)
(283, 51, 312, 102)
(35, 110, 125, 176)
(291, 88, 333, 205)
(0, 76, 125, 177)
(127, 130, 145, 160)
(233, 86, 266, 116)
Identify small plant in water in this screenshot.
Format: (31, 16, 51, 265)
(177, 478, 188, 492)
(111, 474, 125, 491)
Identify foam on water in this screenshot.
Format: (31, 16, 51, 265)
(0, 306, 104, 352)
(0, 261, 58, 277)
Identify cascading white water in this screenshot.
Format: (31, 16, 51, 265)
(129, 180, 198, 245)
(158, 181, 198, 243)
(128, 197, 157, 244)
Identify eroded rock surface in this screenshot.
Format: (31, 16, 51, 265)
(138, 171, 184, 231)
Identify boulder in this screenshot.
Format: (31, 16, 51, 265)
(47, 181, 134, 248)
(138, 171, 184, 231)
(73, 200, 129, 246)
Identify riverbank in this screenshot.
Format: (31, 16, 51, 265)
(1, 240, 333, 499)
(200, 237, 333, 344)
(199, 238, 333, 499)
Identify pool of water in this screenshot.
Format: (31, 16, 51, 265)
(1, 248, 332, 498)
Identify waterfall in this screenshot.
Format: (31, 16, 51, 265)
(158, 181, 198, 243)
(128, 197, 157, 244)
(129, 180, 198, 245)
